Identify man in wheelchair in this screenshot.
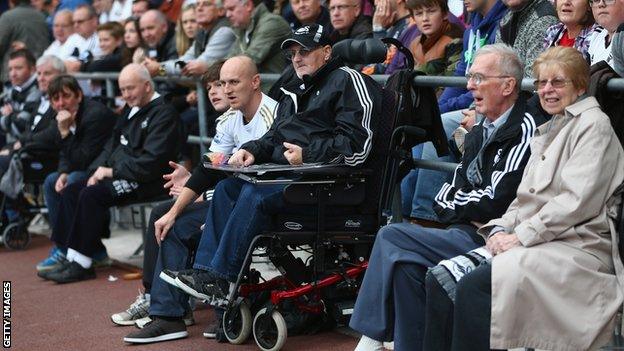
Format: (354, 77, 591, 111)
(155, 22, 382, 334)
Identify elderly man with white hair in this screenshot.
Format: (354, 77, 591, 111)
(39, 64, 182, 284)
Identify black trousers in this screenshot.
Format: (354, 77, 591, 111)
(51, 180, 132, 257)
(423, 263, 492, 351)
(143, 200, 174, 292)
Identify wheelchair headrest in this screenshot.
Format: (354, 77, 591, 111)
(332, 38, 388, 65)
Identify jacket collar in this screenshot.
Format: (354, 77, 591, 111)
(243, 3, 269, 36)
(125, 95, 165, 120)
(473, 94, 528, 143)
(564, 95, 600, 118)
(281, 57, 343, 95)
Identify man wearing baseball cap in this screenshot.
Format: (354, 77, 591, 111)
(159, 22, 384, 320)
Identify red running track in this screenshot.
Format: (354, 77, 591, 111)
(0, 235, 359, 351)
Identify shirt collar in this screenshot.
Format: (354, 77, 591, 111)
(128, 92, 160, 119)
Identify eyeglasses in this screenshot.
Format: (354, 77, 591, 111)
(533, 78, 572, 90)
(589, 0, 615, 7)
(283, 46, 320, 60)
(328, 4, 357, 12)
(465, 72, 512, 86)
(73, 17, 92, 25)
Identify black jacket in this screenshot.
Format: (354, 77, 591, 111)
(58, 98, 116, 174)
(17, 97, 61, 155)
(434, 94, 549, 224)
(89, 96, 181, 193)
(329, 15, 373, 44)
(242, 58, 382, 165)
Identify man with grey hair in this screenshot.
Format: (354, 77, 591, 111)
(223, 0, 291, 73)
(40, 63, 181, 284)
(147, 0, 236, 77)
(349, 43, 549, 351)
(43, 10, 84, 61)
(65, 4, 104, 72)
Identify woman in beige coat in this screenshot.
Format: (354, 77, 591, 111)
(432, 46, 624, 351)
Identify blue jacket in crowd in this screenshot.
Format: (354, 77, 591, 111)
(438, 1, 507, 113)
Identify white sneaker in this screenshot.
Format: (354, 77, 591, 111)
(111, 292, 150, 326)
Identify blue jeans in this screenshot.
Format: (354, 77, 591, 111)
(43, 171, 89, 233)
(401, 110, 463, 220)
(193, 177, 286, 282)
(149, 201, 210, 317)
(349, 223, 482, 350)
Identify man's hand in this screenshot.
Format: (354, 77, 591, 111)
(283, 142, 303, 165)
(143, 58, 161, 77)
(154, 210, 176, 245)
(228, 149, 255, 166)
(87, 166, 113, 186)
(486, 232, 521, 256)
(373, 0, 394, 29)
(64, 59, 82, 72)
(1, 104, 13, 117)
(55, 173, 69, 193)
(163, 161, 191, 195)
(13, 141, 21, 151)
(460, 109, 477, 131)
(56, 110, 75, 138)
(10, 41, 26, 51)
(186, 91, 198, 105)
(181, 60, 209, 76)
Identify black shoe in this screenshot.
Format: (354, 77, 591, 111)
(37, 261, 71, 280)
(174, 269, 217, 300)
(204, 279, 230, 307)
(203, 321, 221, 339)
(123, 317, 188, 344)
(159, 268, 194, 287)
(47, 261, 95, 284)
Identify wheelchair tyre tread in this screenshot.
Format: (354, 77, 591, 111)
(3, 222, 29, 250)
(253, 307, 287, 351)
(223, 300, 252, 345)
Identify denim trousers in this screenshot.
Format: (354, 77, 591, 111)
(43, 171, 89, 245)
(192, 177, 286, 282)
(400, 109, 463, 220)
(149, 201, 210, 317)
(349, 223, 483, 351)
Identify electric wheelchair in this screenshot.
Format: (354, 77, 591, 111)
(206, 38, 449, 351)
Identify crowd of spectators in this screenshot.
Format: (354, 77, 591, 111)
(0, 0, 624, 348)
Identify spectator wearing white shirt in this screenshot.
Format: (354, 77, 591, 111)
(43, 10, 85, 60)
(65, 4, 104, 72)
(93, 0, 133, 23)
(587, 0, 624, 68)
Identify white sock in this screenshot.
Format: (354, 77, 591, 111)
(354, 335, 384, 351)
(67, 248, 92, 269)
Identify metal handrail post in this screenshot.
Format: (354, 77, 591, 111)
(195, 80, 209, 155)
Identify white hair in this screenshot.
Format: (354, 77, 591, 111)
(36, 55, 66, 74)
(474, 43, 524, 92)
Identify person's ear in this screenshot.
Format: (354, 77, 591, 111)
(251, 73, 260, 90)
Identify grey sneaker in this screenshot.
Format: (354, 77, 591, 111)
(111, 292, 150, 326)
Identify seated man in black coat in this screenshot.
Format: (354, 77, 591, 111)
(37, 74, 117, 273)
(39, 64, 182, 283)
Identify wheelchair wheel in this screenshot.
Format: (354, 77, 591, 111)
(3, 222, 29, 250)
(223, 300, 252, 344)
(253, 307, 287, 351)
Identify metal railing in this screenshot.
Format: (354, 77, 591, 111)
(72, 72, 624, 171)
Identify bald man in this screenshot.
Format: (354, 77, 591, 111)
(140, 9, 177, 72)
(40, 64, 182, 284)
(123, 56, 277, 344)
